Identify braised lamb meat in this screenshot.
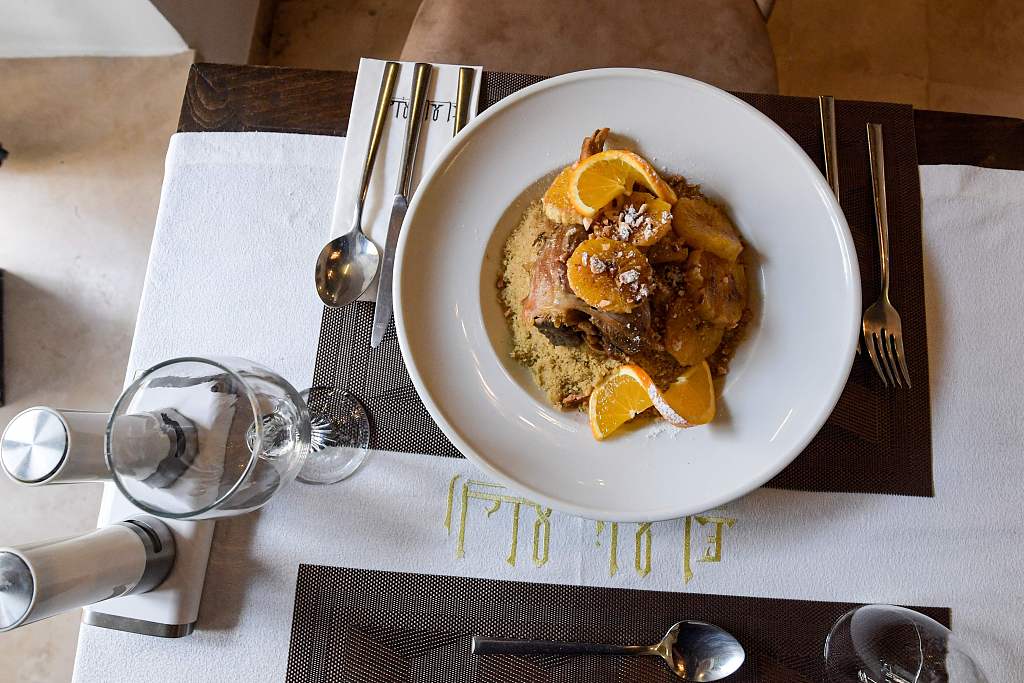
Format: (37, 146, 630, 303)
(521, 219, 656, 355)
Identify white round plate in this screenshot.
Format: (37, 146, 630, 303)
(395, 69, 859, 521)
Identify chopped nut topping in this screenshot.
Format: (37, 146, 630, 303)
(618, 269, 640, 285)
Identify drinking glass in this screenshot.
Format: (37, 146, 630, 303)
(824, 605, 989, 683)
(105, 356, 370, 520)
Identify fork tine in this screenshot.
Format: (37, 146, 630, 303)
(864, 330, 889, 387)
(891, 332, 912, 388)
(881, 331, 903, 388)
(876, 331, 898, 387)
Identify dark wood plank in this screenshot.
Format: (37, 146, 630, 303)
(179, 63, 1024, 170)
(178, 63, 355, 136)
(914, 108, 1024, 170)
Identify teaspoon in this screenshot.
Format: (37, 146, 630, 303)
(472, 619, 744, 680)
(315, 61, 399, 308)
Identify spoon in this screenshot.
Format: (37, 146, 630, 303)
(471, 620, 744, 680)
(315, 61, 400, 308)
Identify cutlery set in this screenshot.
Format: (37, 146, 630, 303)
(314, 61, 476, 347)
(819, 96, 911, 388)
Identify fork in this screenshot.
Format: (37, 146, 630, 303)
(862, 123, 911, 388)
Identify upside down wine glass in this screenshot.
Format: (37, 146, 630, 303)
(105, 356, 370, 520)
(824, 605, 988, 683)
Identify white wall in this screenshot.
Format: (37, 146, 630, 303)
(0, 0, 187, 57)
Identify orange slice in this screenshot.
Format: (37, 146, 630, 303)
(542, 165, 582, 224)
(569, 150, 677, 218)
(652, 361, 716, 427)
(565, 238, 653, 313)
(588, 364, 656, 440)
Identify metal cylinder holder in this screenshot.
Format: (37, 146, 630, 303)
(0, 407, 111, 485)
(0, 516, 175, 632)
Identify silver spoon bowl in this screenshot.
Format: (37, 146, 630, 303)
(315, 210, 380, 308)
(472, 619, 744, 681)
(655, 620, 745, 680)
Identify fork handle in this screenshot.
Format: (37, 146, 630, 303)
(867, 123, 891, 298)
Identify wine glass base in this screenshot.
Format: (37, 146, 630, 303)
(296, 388, 371, 485)
(824, 604, 989, 683)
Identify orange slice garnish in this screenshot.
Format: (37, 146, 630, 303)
(588, 364, 656, 440)
(569, 150, 677, 218)
(653, 361, 716, 427)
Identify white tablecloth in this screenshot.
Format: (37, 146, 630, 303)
(73, 133, 1024, 681)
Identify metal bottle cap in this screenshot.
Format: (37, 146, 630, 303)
(1, 407, 68, 484)
(0, 551, 34, 631)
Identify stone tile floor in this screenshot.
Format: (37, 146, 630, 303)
(3, 0, 1024, 679)
(0, 53, 193, 682)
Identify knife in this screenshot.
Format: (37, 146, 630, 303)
(370, 62, 432, 348)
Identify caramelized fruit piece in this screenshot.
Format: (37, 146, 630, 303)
(672, 197, 743, 262)
(566, 238, 653, 313)
(570, 150, 678, 217)
(542, 165, 582, 224)
(613, 193, 673, 247)
(646, 231, 689, 264)
(664, 298, 725, 367)
(685, 249, 747, 327)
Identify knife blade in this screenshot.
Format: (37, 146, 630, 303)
(370, 62, 432, 348)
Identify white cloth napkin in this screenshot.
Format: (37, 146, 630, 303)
(76, 143, 1024, 682)
(84, 131, 346, 638)
(127, 131, 342, 389)
(331, 58, 482, 300)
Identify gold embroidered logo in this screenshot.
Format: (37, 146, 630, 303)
(595, 522, 652, 577)
(444, 476, 551, 567)
(682, 514, 736, 584)
(444, 475, 735, 585)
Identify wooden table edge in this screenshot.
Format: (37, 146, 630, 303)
(176, 61, 1024, 171)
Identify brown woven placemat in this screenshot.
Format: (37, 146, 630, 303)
(736, 93, 931, 495)
(310, 72, 933, 497)
(285, 564, 950, 682)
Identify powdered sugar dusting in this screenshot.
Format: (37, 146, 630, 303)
(645, 419, 684, 439)
(646, 383, 689, 428)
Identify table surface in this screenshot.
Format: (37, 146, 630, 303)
(178, 62, 1024, 171)
(71, 62, 1024, 683)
